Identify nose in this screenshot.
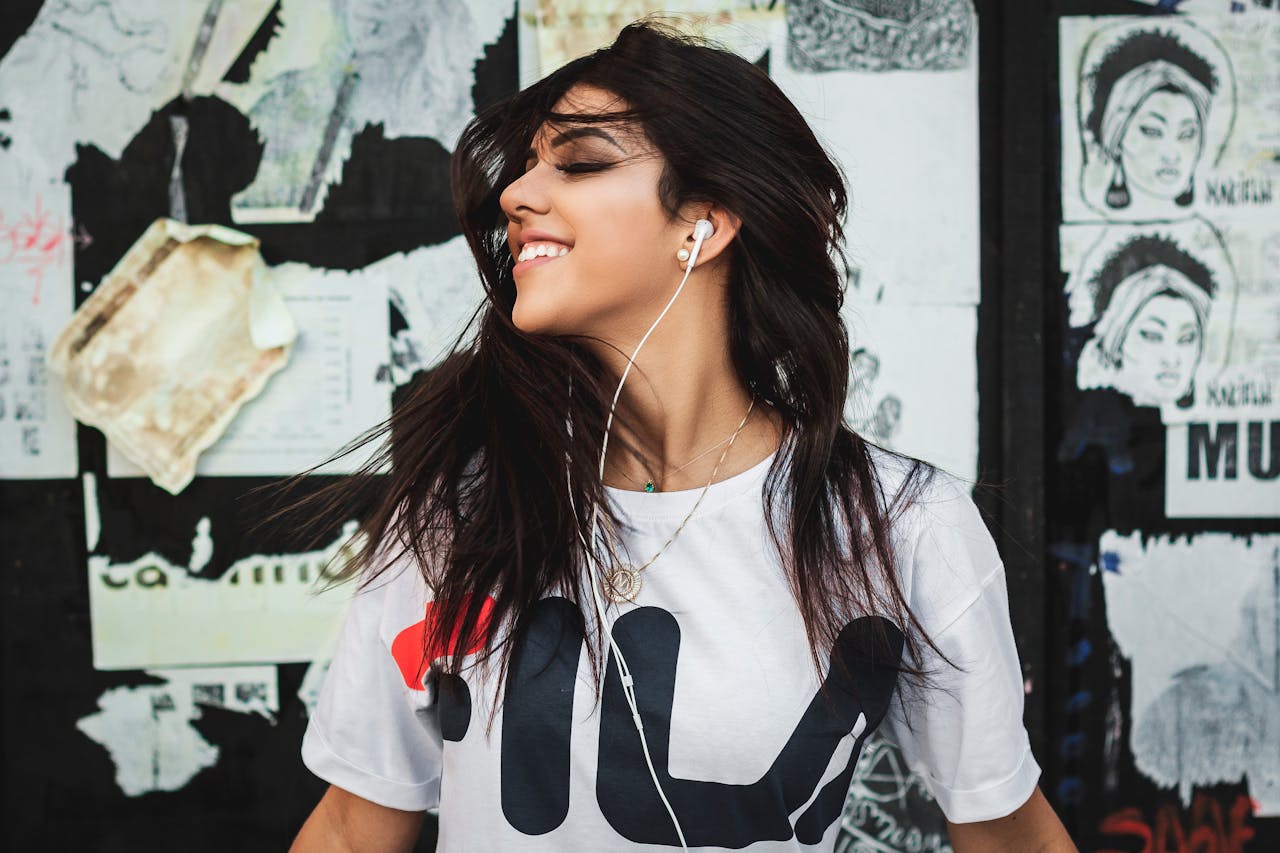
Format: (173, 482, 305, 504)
(499, 165, 551, 226)
(1159, 144, 1183, 165)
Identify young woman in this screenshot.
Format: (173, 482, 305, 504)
(287, 20, 1077, 853)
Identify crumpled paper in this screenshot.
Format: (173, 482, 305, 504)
(48, 218, 297, 494)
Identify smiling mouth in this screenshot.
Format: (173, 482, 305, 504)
(514, 244, 571, 274)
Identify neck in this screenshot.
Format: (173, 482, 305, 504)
(586, 261, 785, 491)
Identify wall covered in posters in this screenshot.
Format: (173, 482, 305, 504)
(1052, 2, 1278, 850)
(0, 1, 989, 849)
(15, 0, 1273, 850)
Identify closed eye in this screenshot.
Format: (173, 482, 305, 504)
(558, 162, 611, 174)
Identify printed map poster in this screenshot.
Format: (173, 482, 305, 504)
(1060, 13, 1280, 225)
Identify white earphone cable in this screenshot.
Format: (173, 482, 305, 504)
(563, 221, 712, 852)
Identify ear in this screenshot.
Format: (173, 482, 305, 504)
(679, 204, 742, 268)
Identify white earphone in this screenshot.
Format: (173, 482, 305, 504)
(564, 217, 715, 851)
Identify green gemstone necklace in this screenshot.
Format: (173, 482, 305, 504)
(628, 421, 745, 492)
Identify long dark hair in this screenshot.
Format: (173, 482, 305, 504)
(260, 17, 952, 720)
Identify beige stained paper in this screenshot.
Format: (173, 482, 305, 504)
(48, 218, 296, 494)
(529, 1, 779, 78)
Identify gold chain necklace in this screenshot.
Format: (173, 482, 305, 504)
(625, 429, 741, 493)
(600, 394, 756, 603)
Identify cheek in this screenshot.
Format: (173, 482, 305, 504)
(1120, 127, 1158, 162)
(1178, 137, 1201, 163)
(1120, 334, 1156, 365)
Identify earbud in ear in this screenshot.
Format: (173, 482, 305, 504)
(694, 219, 714, 241)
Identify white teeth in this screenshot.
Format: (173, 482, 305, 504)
(518, 242, 572, 262)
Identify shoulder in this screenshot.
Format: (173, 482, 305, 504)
(863, 443, 1004, 633)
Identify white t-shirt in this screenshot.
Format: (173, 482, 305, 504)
(301, 443, 1040, 850)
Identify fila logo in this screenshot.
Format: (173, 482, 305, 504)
(395, 596, 903, 847)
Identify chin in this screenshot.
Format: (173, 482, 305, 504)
(511, 299, 568, 337)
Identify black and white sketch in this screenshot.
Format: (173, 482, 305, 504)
(786, 0, 975, 73)
(846, 347, 905, 446)
(1072, 233, 1218, 408)
(1063, 17, 1245, 223)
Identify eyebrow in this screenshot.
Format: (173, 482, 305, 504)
(526, 127, 626, 160)
(1143, 111, 1168, 124)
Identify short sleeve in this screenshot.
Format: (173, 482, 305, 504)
(876, 470, 1042, 823)
(301, 563, 444, 811)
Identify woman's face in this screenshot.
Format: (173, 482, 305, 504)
(498, 85, 684, 338)
(1114, 292, 1203, 403)
(1119, 87, 1204, 200)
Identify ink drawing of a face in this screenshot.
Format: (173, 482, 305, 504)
(1077, 234, 1216, 407)
(1077, 22, 1233, 219)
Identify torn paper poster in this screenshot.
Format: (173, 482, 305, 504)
(1124, 1, 1280, 12)
(298, 657, 335, 721)
(154, 664, 281, 720)
(107, 257, 392, 478)
(47, 218, 297, 494)
(1164, 306, 1279, 516)
(522, 1, 779, 84)
(0, 0, 276, 177)
(82, 472, 101, 551)
(786, 0, 976, 73)
(89, 518, 359, 670)
(1061, 217, 1279, 516)
(1167, 412, 1280, 517)
(381, 237, 488, 386)
(296, 591, 350, 719)
(767, 14, 980, 305)
(76, 664, 278, 797)
(0, 167, 79, 478)
(1060, 217, 1239, 414)
(1160, 220, 1278, 516)
(1099, 531, 1280, 815)
(216, 0, 512, 223)
(1060, 13, 1280, 225)
(841, 301, 978, 482)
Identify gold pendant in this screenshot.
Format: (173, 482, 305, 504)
(602, 565, 641, 603)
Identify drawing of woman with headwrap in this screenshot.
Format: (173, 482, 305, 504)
(1077, 234, 1216, 408)
(1085, 29, 1219, 211)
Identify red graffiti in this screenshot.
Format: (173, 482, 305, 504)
(1098, 792, 1257, 853)
(0, 193, 76, 306)
(391, 595, 496, 690)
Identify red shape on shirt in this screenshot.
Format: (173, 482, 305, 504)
(391, 595, 496, 690)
